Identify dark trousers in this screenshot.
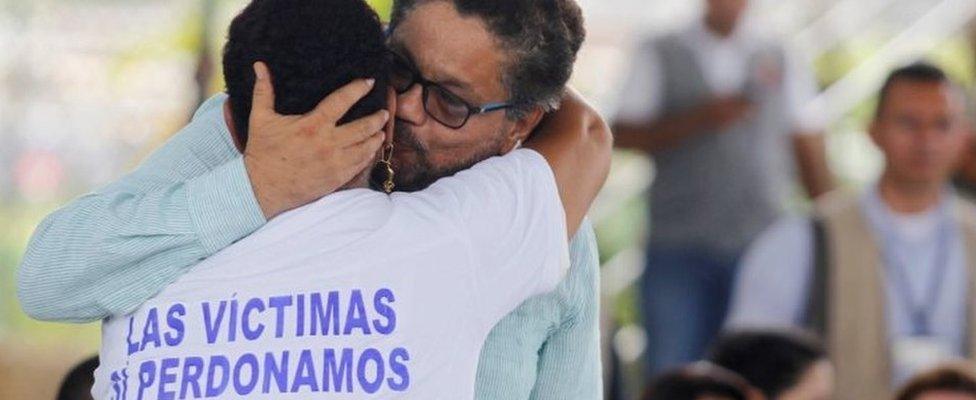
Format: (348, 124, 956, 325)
(639, 245, 740, 377)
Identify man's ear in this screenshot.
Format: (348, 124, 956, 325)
(505, 106, 545, 154)
(868, 118, 883, 149)
(385, 86, 397, 147)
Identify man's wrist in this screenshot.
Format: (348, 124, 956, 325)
(243, 154, 293, 220)
(186, 157, 267, 254)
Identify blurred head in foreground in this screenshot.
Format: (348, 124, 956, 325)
(895, 363, 976, 400)
(643, 362, 766, 400)
(709, 330, 833, 400)
(57, 356, 99, 400)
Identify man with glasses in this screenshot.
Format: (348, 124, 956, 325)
(19, 0, 602, 398)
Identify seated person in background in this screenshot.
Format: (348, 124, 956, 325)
(89, 0, 611, 398)
(641, 362, 765, 400)
(708, 329, 834, 400)
(894, 363, 976, 400)
(726, 62, 976, 400)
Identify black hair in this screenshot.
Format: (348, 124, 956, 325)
(708, 329, 827, 399)
(876, 62, 952, 119)
(895, 364, 976, 400)
(642, 362, 754, 400)
(57, 356, 99, 400)
(389, 0, 586, 119)
(223, 0, 390, 147)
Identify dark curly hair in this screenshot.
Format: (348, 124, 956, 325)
(389, 0, 586, 119)
(708, 329, 827, 399)
(223, 0, 390, 147)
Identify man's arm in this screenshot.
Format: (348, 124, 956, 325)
(526, 89, 613, 236)
(18, 69, 387, 322)
(529, 220, 603, 400)
(17, 104, 262, 322)
(783, 47, 834, 199)
(793, 133, 834, 199)
(614, 96, 753, 155)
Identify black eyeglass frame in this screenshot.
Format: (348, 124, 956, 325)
(389, 50, 513, 129)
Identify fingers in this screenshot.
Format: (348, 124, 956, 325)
(338, 131, 385, 168)
(333, 110, 390, 147)
(251, 62, 276, 119)
(311, 78, 376, 124)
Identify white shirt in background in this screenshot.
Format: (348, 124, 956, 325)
(726, 187, 968, 385)
(93, 149, 570, 400)
(614, 20, 824, 134)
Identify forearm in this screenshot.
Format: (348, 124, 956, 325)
(17, 158, 264, 322)
(792, 132, 834, 199)
(526, 90, 613, 237)
(613, 111, 710, 154)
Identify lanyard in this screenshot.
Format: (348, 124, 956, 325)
(877, 216, 953, 336)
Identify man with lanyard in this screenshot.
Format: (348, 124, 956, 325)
(726, 63, 976, 400)
(612, 0, 833, 375)
(19, 0, 603, 398)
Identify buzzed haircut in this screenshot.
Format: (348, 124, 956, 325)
(876, 62, 952, 119)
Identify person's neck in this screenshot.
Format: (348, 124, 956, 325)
(703, 15, 736, 38)
(877, 172, 945, 215)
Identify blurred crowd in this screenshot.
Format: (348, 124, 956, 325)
(613, 0, 976, 399)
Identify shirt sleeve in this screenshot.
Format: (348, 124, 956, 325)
(724, 215, 815, 329)
(613, 39, 664, 124)
(413, 149, 571, 330)
(782, 46, 826, 134)
(16, 97, 266, 323)
(529, 219, 603, 400)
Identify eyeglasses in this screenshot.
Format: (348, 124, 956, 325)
(389, 50, 512, 129)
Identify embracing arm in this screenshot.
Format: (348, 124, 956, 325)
(18, 68, 386, 323)
(525, 89, 613, 237)
(530, 220, 603, 400)
(17, 108, 263, 322)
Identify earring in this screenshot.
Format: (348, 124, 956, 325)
(379, 143, 395, 194)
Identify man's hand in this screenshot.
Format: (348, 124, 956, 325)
(700, 95, 754, 131)
(244, 62, 389, 219)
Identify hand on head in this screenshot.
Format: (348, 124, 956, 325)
(243, 62, 391, 219)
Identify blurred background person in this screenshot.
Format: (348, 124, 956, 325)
(612, 0, 834, 376)
(708, 329, 834, 400)
(641, 362, 765, 400)
(56, 356, 97, 400)
(727, 63, 975, 400)
(894, 363, 976, 400)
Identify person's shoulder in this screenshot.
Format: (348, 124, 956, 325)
(192, 93, 229, 121)
(814, 188, 864, 219)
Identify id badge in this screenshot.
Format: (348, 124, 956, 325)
(892, 336, 954, 377)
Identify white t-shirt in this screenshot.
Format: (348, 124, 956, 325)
(93, 149, 570, 400)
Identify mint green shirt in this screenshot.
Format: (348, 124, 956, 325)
(17, 94, 602, 399)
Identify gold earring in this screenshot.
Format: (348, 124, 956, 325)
(379, 143, 395, 194)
